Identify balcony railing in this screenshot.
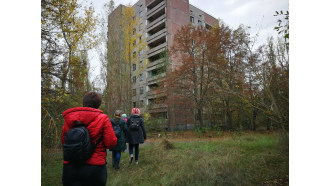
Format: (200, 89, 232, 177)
(147, 42, 166, 56)
(148, 58, 165, 69)
(147, 1, 165, 18)
(147, 72, 166, 82)
(147, 88, 166, 96)
(148, 103, 167, 109)
(147, 14, 166, 30)
(147, 28, 166, 44)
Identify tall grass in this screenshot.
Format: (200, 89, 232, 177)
(42, 132, 288, 186)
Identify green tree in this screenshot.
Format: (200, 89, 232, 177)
(41, 0, 98, 156)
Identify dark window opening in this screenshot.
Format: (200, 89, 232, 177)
(190, 16, 194, 23)
(198, 20, 202, 26)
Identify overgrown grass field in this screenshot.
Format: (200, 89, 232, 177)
(42, 132, 288, 185)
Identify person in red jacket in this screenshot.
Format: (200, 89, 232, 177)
(61, 92, 117, 186)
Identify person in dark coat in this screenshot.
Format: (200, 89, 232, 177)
(127, 108, 146, 165)
(109, 110, 127, 170)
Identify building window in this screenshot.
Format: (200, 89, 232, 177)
(133, 64, 136, 71)
(205, 24, 212, 30)
(133, 101, 136, 107)
(198, 20, 202, 26)
(132, 89, 136, 96)
(139, 36, 142, 41)
(133, 28, 136, 35)
(139, 73, 143, 81)
(133, 40, 136, 46)
(133, 51, 136, 58)
(139, 61, 143, 69)
(133, 76, 136, 83)
(140, 87, 143, 94)
(139, 11, 143, 17)
(190, 16, 194, 23)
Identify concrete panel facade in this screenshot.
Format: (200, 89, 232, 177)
(108, 0, 218, 129)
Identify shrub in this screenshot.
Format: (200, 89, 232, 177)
(145, 116, 168, 132)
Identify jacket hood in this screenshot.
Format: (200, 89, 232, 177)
(130, 114, 141, 118)
(62, 107, 104, 127)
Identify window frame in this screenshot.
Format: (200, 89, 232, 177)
(190, 16, 194, 23)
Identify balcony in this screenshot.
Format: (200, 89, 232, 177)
(147, 88, 166, 97)
(147, 72, 166, 83)
(148, 58, 165, 70)
(147, 42, 166, 56)
(147, 14, 166, 31)
(149, 103, 167, 109)
(147, 28, 166, 44)
(147, 1, 165, 18)
(147, 0, 164, 9)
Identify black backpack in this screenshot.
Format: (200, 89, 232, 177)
(130, 117, 140, 131)
(111, 119, 121, 138)
(63, 121, 102, 162)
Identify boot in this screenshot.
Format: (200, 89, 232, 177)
(115, 162, 120, 170)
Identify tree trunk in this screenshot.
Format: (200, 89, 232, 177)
(252, 108, 257, 131)
(197, 106, 203, 128)
(225, 100, 233, 130)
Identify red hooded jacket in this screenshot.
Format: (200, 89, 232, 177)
(61, 107, 117, 165)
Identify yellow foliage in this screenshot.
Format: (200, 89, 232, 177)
(121, 6, 147, 64)
(143, 112, 151, 122)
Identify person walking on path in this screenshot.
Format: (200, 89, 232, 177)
(61, 92, 117, 186)
(109, 110, 127, 170)
(127, 108, 146, 165)
(121, 113, 127, 123)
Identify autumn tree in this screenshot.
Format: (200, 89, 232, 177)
(169, 24, 221, 128)
(41, 0, 98, 156)
(169, 23, 252, 130)
(104, 5, 147, 115)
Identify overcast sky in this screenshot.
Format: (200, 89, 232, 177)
(89, 0, 289, 86)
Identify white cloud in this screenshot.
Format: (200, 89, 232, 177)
(228, 1, 255, 16)
(224, 0, 236, 5)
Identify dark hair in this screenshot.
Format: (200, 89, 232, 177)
(83, 92, 102, 109)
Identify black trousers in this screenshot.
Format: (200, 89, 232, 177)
(62, 164, 107, 186)
(129, 144, 139, 161)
